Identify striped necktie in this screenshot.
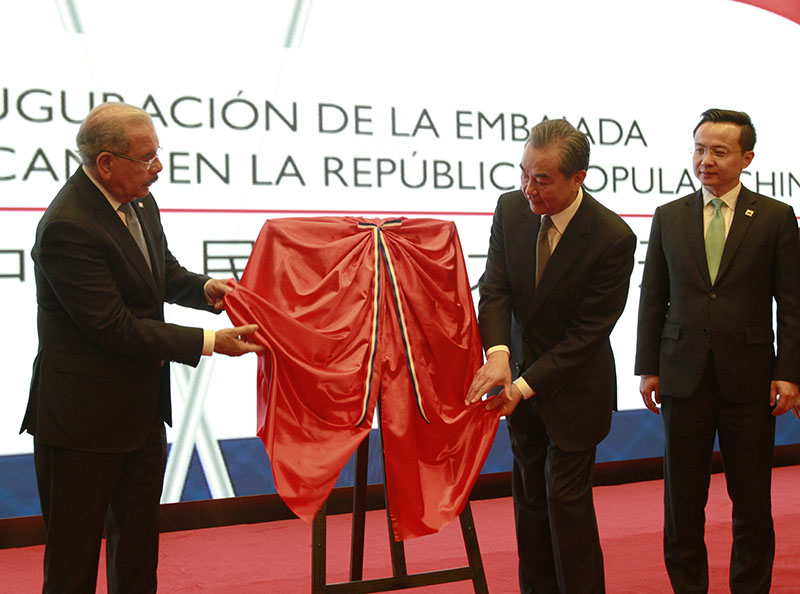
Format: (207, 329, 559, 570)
(119, 202, 152, 271)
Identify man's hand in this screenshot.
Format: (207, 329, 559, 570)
(484, 383, 524, 417)
(214, 324, 264, 356)
(205, 278, 234, 311)
(465, 351, 512, 406)
(639, 375, 661, 414)
(770, 380, 800, 416)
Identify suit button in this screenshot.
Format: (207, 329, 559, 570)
(702, 328, 709, 335)
(709, 292, 717, 299)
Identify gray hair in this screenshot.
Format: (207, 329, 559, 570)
(525, 119, 590, 177)
(76, 103, 153, 165)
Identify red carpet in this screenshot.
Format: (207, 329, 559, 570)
(3, 466, 800, 593)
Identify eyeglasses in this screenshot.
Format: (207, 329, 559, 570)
(692, 146, 742, 159)
(104, 147, 162, 168)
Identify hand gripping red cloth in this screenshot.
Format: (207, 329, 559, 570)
(223, 216, 500, 540)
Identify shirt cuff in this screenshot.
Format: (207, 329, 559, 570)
(202, 329, 215, 356)
(487, 345, 534, 398)
(486, 345, 510, 357)
(514, 377, 534, 399)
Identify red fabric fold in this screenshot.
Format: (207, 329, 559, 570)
(224, 216, 500, 540)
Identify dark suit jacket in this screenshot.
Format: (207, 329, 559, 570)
(478, 190, 636, 452)
(22, 167, 215, 453)
(635, 186, 800, 400)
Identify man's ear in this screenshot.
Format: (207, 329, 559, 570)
(95, 153, 114, 180)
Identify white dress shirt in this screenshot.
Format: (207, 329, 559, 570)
(702, 183, 740, 239)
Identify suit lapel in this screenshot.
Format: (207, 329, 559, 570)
(526, 194, 591, 322)
(684, 191, 709, 286)
(129, 199, 165, 296)
(715, 186, 757, 284)
(77, 170, 161, 301)
(518, 204, 539, 303)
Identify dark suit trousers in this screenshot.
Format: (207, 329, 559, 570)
(508, 399, 605, 594)
(34, 422, 167, 594)
(661, 355, 775, 594)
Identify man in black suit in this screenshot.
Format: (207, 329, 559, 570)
(635, 108, 800, 593)
(466, 119, 636, 594)
(22, 102, 263, 594)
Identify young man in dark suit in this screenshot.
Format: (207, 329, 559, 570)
(636, 108, 800, 593)
(22, 102, 263, 594)
(466, 119, 636, 594)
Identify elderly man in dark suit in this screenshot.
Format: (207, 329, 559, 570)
(636, 108, 800, 593)
(22, 102, 263, 594)
(466, 119, 636, 594)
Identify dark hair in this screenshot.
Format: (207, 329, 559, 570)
(525, 119, 590, 176)
(693, 108, 756, 152)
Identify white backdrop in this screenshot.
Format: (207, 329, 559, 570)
(1, 0, 799, 463)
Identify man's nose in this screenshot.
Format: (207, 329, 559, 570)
(701, 152, 716, 165)
(523, 179, 537, 196)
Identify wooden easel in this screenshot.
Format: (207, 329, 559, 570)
(311, 432, 489, 593)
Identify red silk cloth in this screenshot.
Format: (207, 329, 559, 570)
(224, 216, 500, 540)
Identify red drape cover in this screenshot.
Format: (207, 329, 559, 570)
(224, 216, 500, 540)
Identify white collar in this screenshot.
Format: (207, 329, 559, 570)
(702, 183, 741, 210)
(83, 164, 123, 212)
(547, 186, 583, 234)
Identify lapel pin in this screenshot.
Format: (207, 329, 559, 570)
(744, 209, 754, 217)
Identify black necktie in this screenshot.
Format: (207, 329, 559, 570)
(536, 215, 553, 286)
(119, 202, 152, 271)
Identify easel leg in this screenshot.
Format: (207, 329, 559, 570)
(312, 501, 327, 594)
(384, 490, 408, 578)
(349, 435, 370, 581)
(309, 421, 490, 593)
(459, 501, 489, 594)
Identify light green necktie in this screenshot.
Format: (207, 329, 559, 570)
(705, 198, 725, 284)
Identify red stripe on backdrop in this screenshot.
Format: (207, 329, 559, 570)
(0, 207, 654, 218)
(733, 0, 800, 25)
(5, 207, 800, 222)
(6, 208, 800, 223)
